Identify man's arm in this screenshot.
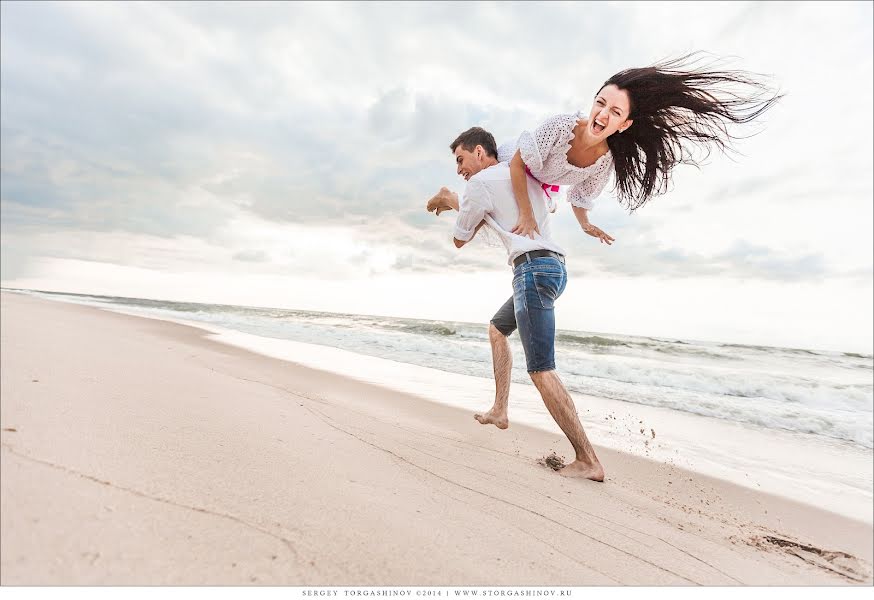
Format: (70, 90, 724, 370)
(426, 182, 490, 248)
(451, 179, 490, 249)
(453, 220, 487, 248)
(426, 187, 459, 214)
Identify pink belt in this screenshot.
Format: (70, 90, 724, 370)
(525, 166, 560, 199)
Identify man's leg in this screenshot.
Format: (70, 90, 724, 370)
(474, 323, 512, 429)
(475, 296, 516, 429)
(514, 258, 604, 481)
(529, 370, 604, 481)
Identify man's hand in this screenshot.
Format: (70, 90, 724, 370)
(427, 187, 459, 216)
(582, 222, 615, 245)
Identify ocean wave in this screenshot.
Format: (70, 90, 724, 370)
(374, 321, 457, 336)
(576, 360, 869, 409)
(720, 342, 825, 357)
(844, 352, 874, 360)
(554, 331, 743, 361)
(556, 333, 632, 347)
(14, 288, 872, 449)
(651, 345, 743, 361)
(562, 375, 874, 449)
(401, 323, 457, 336)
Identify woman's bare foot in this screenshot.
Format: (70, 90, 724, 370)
(558, 459, 605, 482)
(474, 410, 509, 430)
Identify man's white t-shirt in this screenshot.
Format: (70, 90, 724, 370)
(453, 162, 566, 266)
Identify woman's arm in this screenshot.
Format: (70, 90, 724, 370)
(571, 205, 615, 245)
(509, 150, 539, 239)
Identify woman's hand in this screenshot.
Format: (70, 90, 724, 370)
(582, 222, 614, 245)
(572, 205, 614, 245)
(509, 150, 540, 239)
(511, 213, 540, 238)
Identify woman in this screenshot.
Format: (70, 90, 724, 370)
(438, 53, 784, 243)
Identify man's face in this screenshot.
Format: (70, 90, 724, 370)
(454, 145, 486, 181)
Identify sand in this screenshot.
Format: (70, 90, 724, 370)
(1, 291, 871, 585)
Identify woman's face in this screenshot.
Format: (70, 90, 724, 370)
(588, 84, 633, 139)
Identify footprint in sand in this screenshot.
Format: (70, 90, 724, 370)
(536, 452, 566, 471)
(749, 535, 871, 583)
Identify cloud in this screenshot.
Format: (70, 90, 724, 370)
(1, 2, 872, 351)
(232, 250, 269, 263)
(0, 1, 617, 240)
(715, 241, 828, 280)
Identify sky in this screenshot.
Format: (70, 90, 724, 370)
(1, 1, 872, 353)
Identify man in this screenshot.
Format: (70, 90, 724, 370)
(426, 127, 605, 482)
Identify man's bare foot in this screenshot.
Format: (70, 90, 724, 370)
(558, 459, 605, 482)
(474, 410, 509, 430)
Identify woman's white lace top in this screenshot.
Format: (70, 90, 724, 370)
(497, 112, 613, 210)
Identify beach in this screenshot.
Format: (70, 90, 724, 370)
(1, 291, 871, 585)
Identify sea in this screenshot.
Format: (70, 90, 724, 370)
(6, 288, 873, 523)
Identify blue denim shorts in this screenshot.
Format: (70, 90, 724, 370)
(490, 256, 567, 372)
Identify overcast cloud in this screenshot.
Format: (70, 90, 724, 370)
(1, 1, 872, 351)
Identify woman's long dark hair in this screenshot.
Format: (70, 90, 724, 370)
(604, 52, 784, 211)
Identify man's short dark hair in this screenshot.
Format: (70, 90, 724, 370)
(449, 127, 498, 159)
